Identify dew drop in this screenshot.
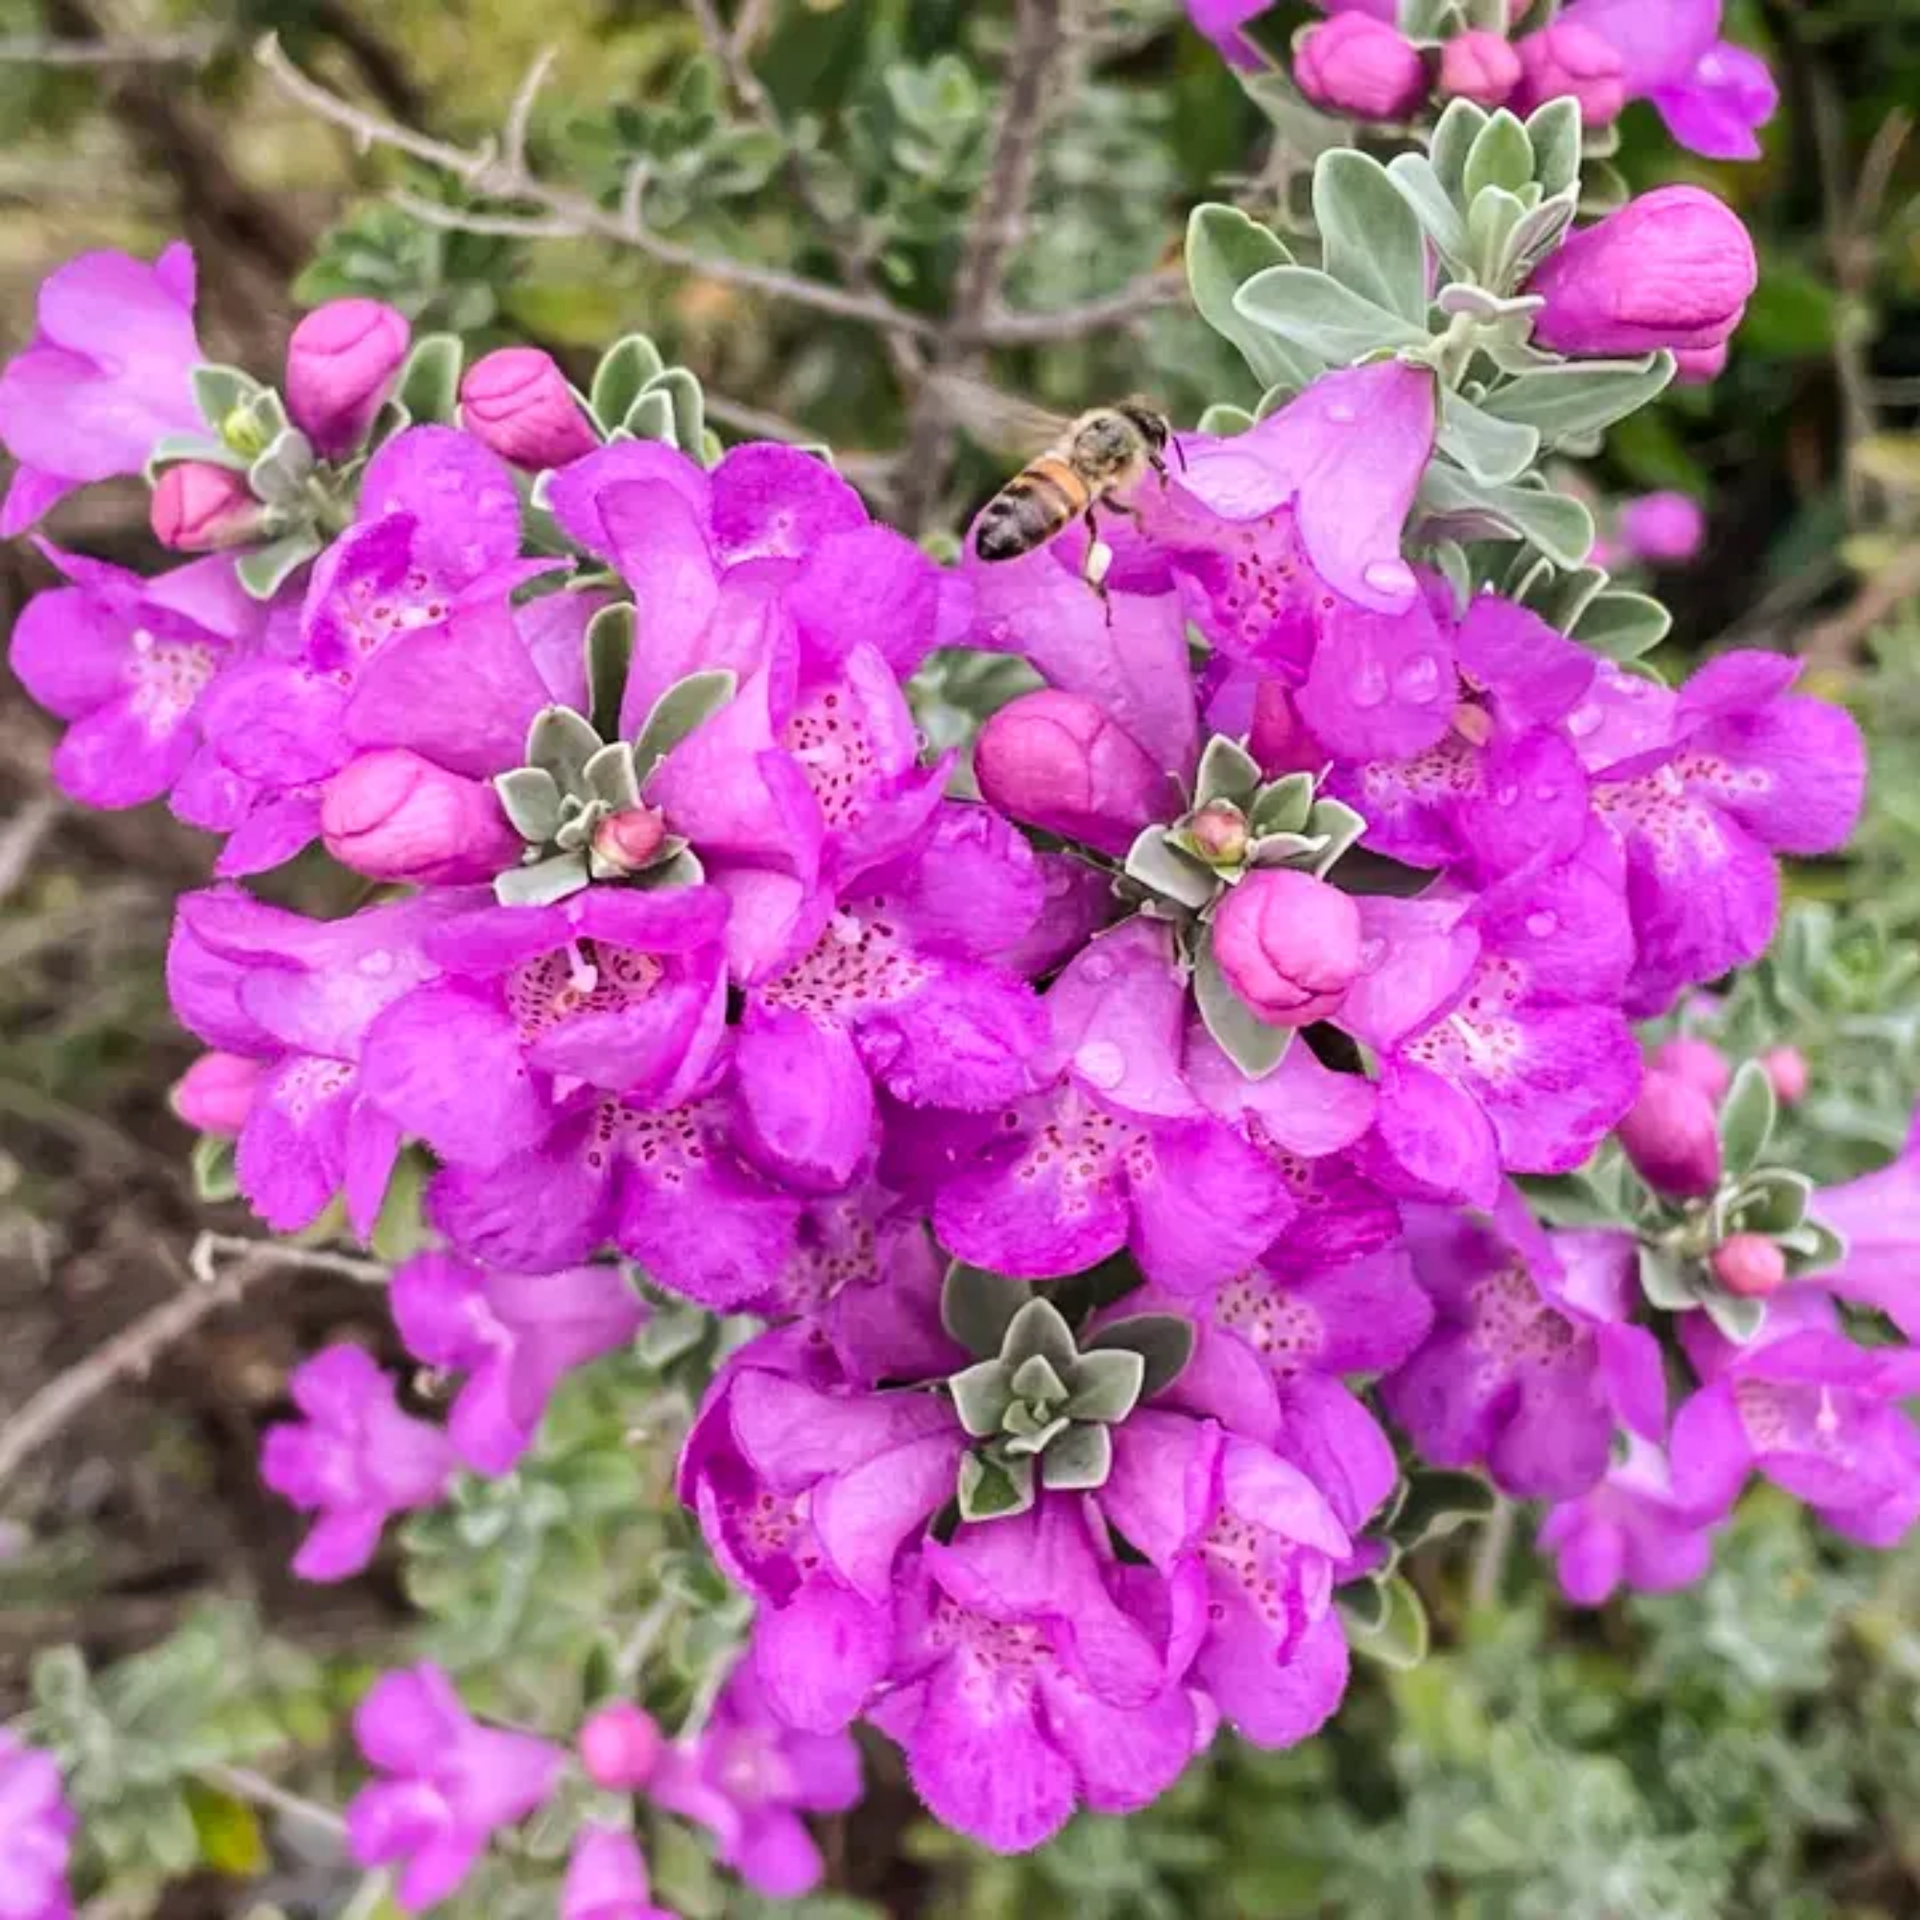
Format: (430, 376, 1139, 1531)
(357, 950, 394, 977)
(1073, 1040, 1127, 1091)
(1326, 401, 1357, 425)
(1525, 911, 1559, 939)
(1567, 703, 1603, 739)
(1394, 654, 1442, 704)
(1080, 953, 1115, 985)
(1362, 559, 1417, 599)
(1359, 937, 1387, 971)
(1350, 661, 1389, 710)
(1494, 785, 1520, 808)
(1533, 783, 1562, 804)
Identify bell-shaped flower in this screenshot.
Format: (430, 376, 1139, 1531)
(560, 1826, 676, 1920)
(1814, 1108, 1920, 1337)
(1538, 1435, 1721, 1604)
(0, 1731, 74, 1920)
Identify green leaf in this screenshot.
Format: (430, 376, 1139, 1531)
(1720, 1060, 1778, 1179)
(1063, 1347, 1146, 1425)
(1574, 590, 1672, 661)
(589, 334, 665, 431)
(1416, 464, 1595, 568)
(1526, 97, 1583, 199)
(146, 431, 249, 480)
(1315, 149, 1428, 327)
(1234, 266, 1430, 365)
(1249, 772, 1316, 836)
(1439, 390, 1541, 487)
(1466, 184, 1530, 289)
(527, 705, 604, 791)
(370, 1147, 433, 1263)
(1041, 1422, 1113, 1492)
(584, 603, 636, 740)
(190, 1134, 239, 1204)
(1516, 1169, 1626, 1229)
(1430, 99, 1488, 201)
(1462, 110, 1535, 205)
(247, 427, 315, 507)
(1638, 1244, 1701, 1311)
(1193, 930, 1293, 1080)
(1195, 735, 1262, 809)
(584, 742, 642, 811)
(958, 1450, 1034, 1523)
(1385, 153, 1470, 264)
(1196, 402, 1256, 436)
(647, 368, 706, 456)
(623, 388, 680, 446)
(1303, 798, 1368, 876)
(1008, 1354, 1069, 1406)
(950, 1358, 1016, 1438)
(1001, 1297, 1078, 1372)
(184, 1781, 267, 1877)
(191, 364, 265, 437)
(1124, 826, 1219, 911)
(1392, 1470, 1496, 1547)
(632, 668, 739, 783)
(1479, 354, 1674, 442)
(1185, 204, 1322, 394)
(1734, 1169, 1813, 1236)
(1783, 1215, 1847, 1278)
(396, 334, 463, 428)
(941, 1261, 1029, 1360)
(1349, 1573, 1430, 1669)
(1087, 1314, 1196, 1398)
(235, 533, 322, 600)
(494, 765, 563, 843)
(1701, 1289, 1768, 1345)
(493, 852, 592, 906)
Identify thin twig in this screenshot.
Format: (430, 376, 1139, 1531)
(191, 1231, 390, 1287)
(0, 29, 220, 65)
(1469, 1498, 1516, 1612)
(959, 265, 1187, 346)
(0, 795, 58, 907)
(200, 1763, 350, 1844)
(502, 46, 557, 180)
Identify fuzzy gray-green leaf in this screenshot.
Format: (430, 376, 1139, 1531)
(1193, 931, 1293, 1080)
(1701, 1290, 1768, 1345)
(235, 532, 321, 600)
(647, 368, 706, 455)
(1720, 1060, 1778, 1179)
(1638, 1244, 1700, 1312)
(1417, 464, 1595, 568)
(1196, 735, 1262, 809)
(1315, 148, 1428, 327)
(623, 389, 679, 447)
(1234, 266, 1430, 365)
(397, 334, 464, 429)
(1735, 1169, 1813, 1236)
(585, 603, 636, 740)
(1185, 204, 1322, 393)
(1575, 591, 1672, 661)
(584, 742, 642, 811)
(1439, 390, 1541, 488)
(494, 766, 563, 843)
(950, 1359, 1016, 1439)
(1088, 1314, 1197, 1399)
(1462, 111, 1535, 205)
(589, 335, 666, 432)
(494, 852, 592, 907)
(1526, 97, 1583, 198)
(942, 1262, 1029, 1360)
(1386, 153, 1469, 263)
(1348, 1573, 1429, 1669)
(1008, 1354, 1069, 1408)
(1249, 772, 1316, 837)
(1125, 826, 1219, 912)
(1063, 1347, 1145, 1425)
(632, 669, 739, 784)
(958, 1451, 1034, 1523)
(1000, 1297, 1078, 1373)
(527, 706, 604, 791)
(1041, 1423, 1113, 1493)
(1480, 354, 1674, 443)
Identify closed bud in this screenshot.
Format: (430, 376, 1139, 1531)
(1526, 186, 1757, 358)
(170, 1050, 264, 1136)
(1712, 1232, 1787, 1300)
(974, 690, 1170, 858)
(1514, 23, 1626, 126)
(1185, 801, 1250, 867)
(1674, 343, 1729, 386)
(1617, 1069, 1722, 1197)
(460, 348, 599, 472)
(591, 805, 668, 874)
(578, 1702, 662, 1791)
(1211, 868, 1362, 1027)
(1651, 1036, 1731, 1102)
(1440, 30, 1522, 107)
(1295, 15, 1429, 122)
(284, 298, 411, 458)
(150, 462, 262, 552)
(1762, 1045, 1810, 1106)
(1618, 492, 1706, 566)
(320, 749, 521, 885)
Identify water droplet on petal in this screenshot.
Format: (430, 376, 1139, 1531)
(1495, 785, 1520, 808)
(1080, 953, 1115, 985)
(1533, 783, 1561, 804)
(1326, 401, 1357, 425)
(1525, 911, 1559, 939)
(1359, 937, 1387, 971)
(1363, 559, 1416, 599)
(358, 950, 394, 977)
(1567, 704, 1603, 739)
(1394, 654, 1442, 704)
(1350, 661, 1389, 710)
(1074, 1040, 1127, 1090)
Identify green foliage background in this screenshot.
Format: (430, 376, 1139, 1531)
(8, 0, 1920, 1914)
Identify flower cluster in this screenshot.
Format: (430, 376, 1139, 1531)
(0, 124, 1882, 1906)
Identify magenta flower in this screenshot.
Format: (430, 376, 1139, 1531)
(1581, 652, 1866, 1016)
(1618, 491, 1707, 565)
(0, 244, 203, 535)
(867, 1500, 1205, 1854)
(1186, 0, 1271, 68)
(1815, 1110, 1920, 1336)
(284, 297, 411, 459)
(167, 887, 457, 1234)
(931, 919, 1294, 1293)
(1296, 15, 1428, 121)
(261, 1345, 456, 1581)
(390, 1251, 647, 1474)
(169, 1049, 264, 1136)
(1384, 1192, 1664, 1500)
(347, 1662, 564, 1911)
(460, 348, 599, 472)
(0, 1732, 74, 1920)
(650, 1652, 861, 1898)
(1538, 1436, 1720, 1605)
(561, 1826, 675, 1920)
(1556, 0, 1778, 159)
(11, 546, 266, 813)
(1672, 1292, 1920, 1546)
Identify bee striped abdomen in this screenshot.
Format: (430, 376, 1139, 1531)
(974, 454, 1088, 562)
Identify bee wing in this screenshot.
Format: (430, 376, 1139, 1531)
(930, 375, 1073, 459)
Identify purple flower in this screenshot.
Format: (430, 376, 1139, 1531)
(1538, 1435, 1720, 1604)
(1815, 1110, 1920, 1336)
(0, 244, 203, 535)
(931, 919, 1294, 1293)
(561, 1827, 675, 1920)
(1618, 491, 1707, 565)
(650, 1652, 861, 1898)
(1295, 15, 1428, 121)
(150, 462, 264, 554)
(11, 546, 267, 812)
(285, 298, 412, 459)
(347, 1662, 564, 1911)
(390, 1251, 646, 1475)
(1672, 1292, 1920, 1546)
(867, 1499, 1205, 1854)
(261, 1345, 456, 1581)
(1616, 1067, 1723, 1197)
(170, 1049, 264, 1136)
(1581, 652, 1866, 1016)
(1556, 0, 1777, 159)
(1384, 1191, 1664, 1499)
(1186, 0, 1270, 68)
(1336, 829, 1642, 1204)
(319, 749, 522, 885)
(460, 348, 599, 472)
(1440, 30, 1523, 107)
(1514, 23, 1627, 127)
(167, 887, 458, 1234)
(0, 1732, 74, 1920)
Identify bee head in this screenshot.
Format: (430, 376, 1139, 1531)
(1117, 399, 1171, 453)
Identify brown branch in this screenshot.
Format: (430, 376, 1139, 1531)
(958, 265, 1187, 346)
(0, 29, 219, 64)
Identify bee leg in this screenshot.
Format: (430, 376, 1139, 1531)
(1081, 506, 1116, 627)
(1147, 451, 1172, 492)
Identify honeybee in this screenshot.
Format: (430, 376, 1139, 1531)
(941, 379, 1179, 576)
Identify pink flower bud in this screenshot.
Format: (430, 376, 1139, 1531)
(1651, 1036, 1731, 1102)
(1211, 868, 1363, 1026)
(320, 750, 521, 885)
(170, 1050, 264, 1136)
(1617, 1069, 1722, 1197)
(150, 463, 262, 552)
(1515, 23, 1626, 126)
(1712, 1232, 1787, 1299)
(284, 299, 411, 459)
(1295, 15, 1429, 121)
(1524, 187, 1757, 358)
(1618, 492, 1706, 566)
(591, 806, 668, 874)
(459, 349, 599, 472)
(1674, 343, 1729, 386)
(1761, 1045, 1810, 1106)
(578, 1703, 662, 1791)
(974, 690, 1171, 858)
(1440, 30, 1522, 107)
(1185, 801, 1250, 867)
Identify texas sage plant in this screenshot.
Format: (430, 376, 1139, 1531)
(2, 1, 1909, 1915)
